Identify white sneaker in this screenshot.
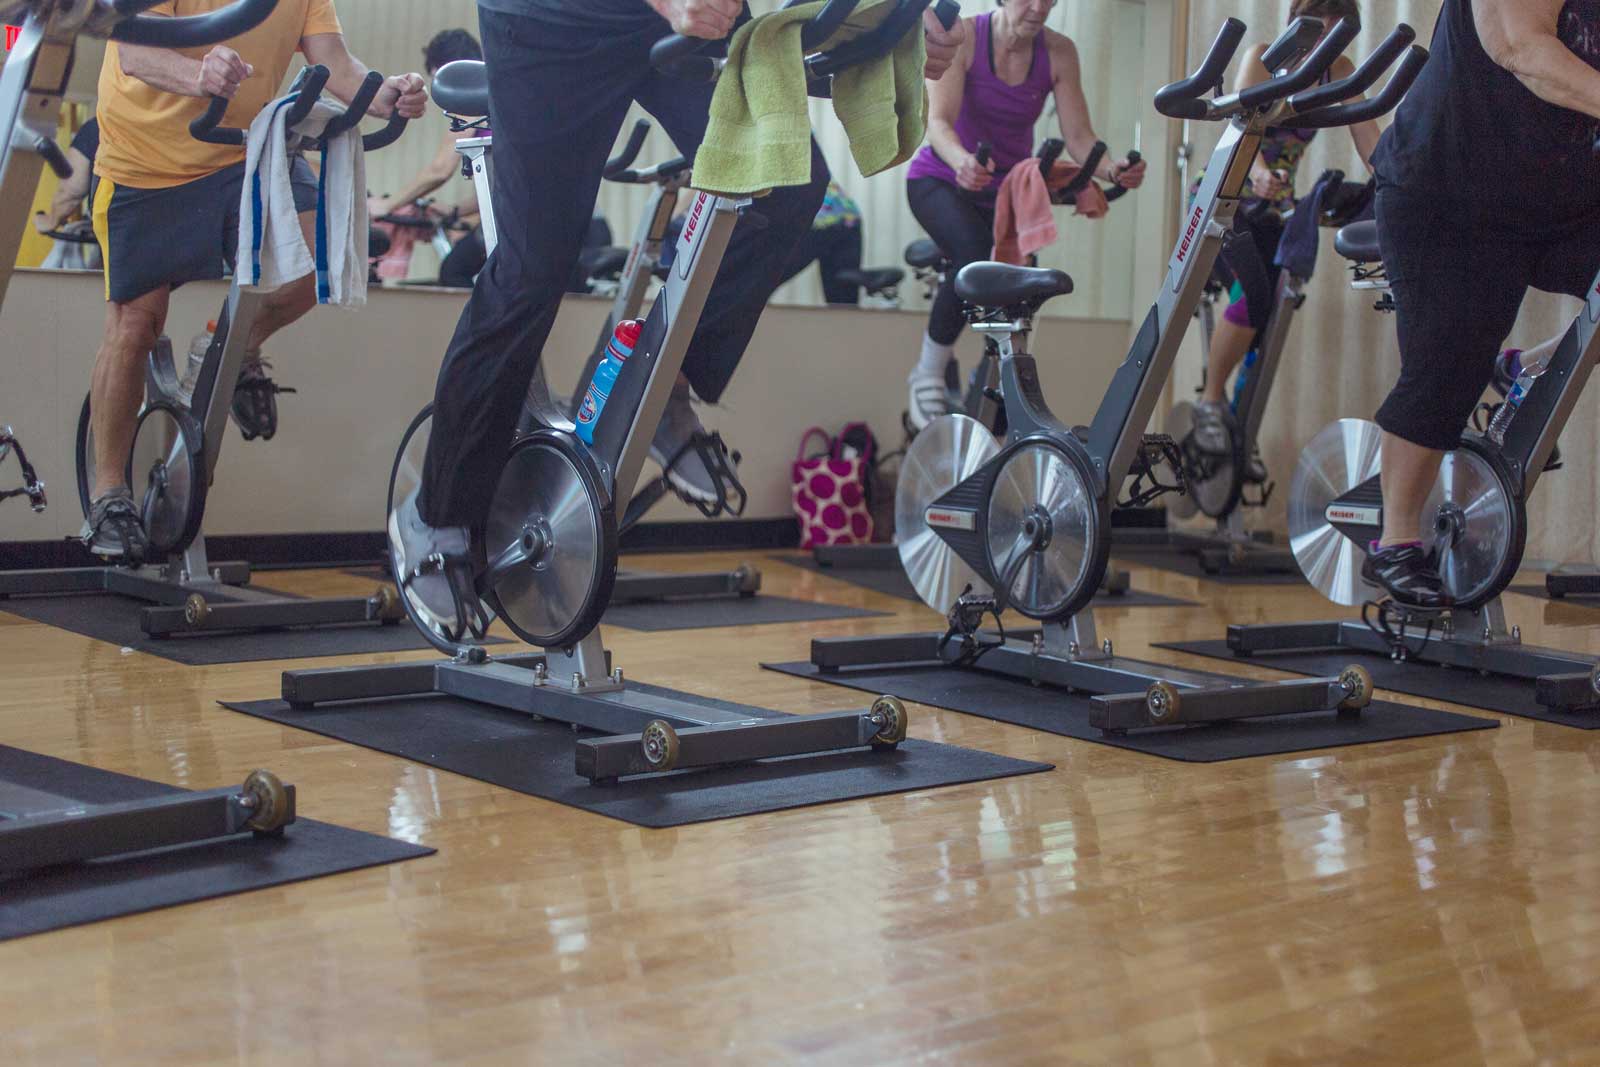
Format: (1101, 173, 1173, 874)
(906, 370, 955, 432)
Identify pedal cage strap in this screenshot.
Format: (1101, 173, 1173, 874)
(938, 585, 1006, 667)
(1121, 433, 1188, 510)
(663, 430, 748, 519)
(1361, 597, 1437, 662)
(0, 430, 46, 511)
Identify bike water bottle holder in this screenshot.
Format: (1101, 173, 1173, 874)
(1120, 433, 1187, 509)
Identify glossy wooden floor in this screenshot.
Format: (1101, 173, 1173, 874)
(4, 549, 1600, 1065)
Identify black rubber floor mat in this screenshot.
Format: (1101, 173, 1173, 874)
(601, 593, 887, 632)
(221, 683, 1049, 828)
(780, 556, 1198, 608)
(1508, 584, 1600, 608)
(1111, 544, 1308, 585)
(0, 591, 486, 665)
(0, 746, 432, 942)
(1159, 638, 1600, 729)
(763, 660, 1495, 762)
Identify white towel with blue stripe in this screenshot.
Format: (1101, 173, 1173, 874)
(236, 90, 368, 307)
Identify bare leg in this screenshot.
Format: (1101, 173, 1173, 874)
(1378, 431, 1445, 546)
(1201, 316, 1255, 405)
(90, 287, 171, 498)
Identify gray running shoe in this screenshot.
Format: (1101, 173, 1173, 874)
(1189, 400, 1234, 456)
(389, 488, 482, 644)
(649, 381, 735, 506)
(80, 487, 149, 563)
(906, 368, 956, 432)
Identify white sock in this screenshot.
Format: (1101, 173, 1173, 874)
(913, 333, 955, 379)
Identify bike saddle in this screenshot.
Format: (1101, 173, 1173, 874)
(839, 267, 904, 294)
(955, 262, 1074, 312)
(1334, 220, 1381, 263)
(904, 239, 950, 272)
(432, 60, 488, 118)
(582, 246, 629, 281)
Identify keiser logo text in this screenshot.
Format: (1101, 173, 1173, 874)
(1175, 204, 1204, 265)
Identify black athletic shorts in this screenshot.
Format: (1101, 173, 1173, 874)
(1373, 182, 1600, 451)
(92, 156, 318, 304)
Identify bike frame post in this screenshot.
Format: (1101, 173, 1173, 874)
(0, 14, 75, 312)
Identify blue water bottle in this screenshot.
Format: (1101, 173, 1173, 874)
(575, 318, 642, 445)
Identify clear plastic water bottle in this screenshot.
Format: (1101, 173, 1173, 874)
(575, 318, 642, 445)
(177, 319, 218, 408)
(1488, 346, 1555, 445)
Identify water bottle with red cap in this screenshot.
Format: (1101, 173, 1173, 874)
(575, 318, 642, 445)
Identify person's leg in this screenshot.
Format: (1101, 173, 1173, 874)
(1367, 189, 1530, 604)
(90, 286, 171, 500)
(437, 225, 485, 289)
(906, 177, 995, 429)
(817, 225, 864, 306)
(632, 70, 828, 405)
(775, 228, 824, 290)
(418, 8, 640, 529)
(1200, 306, 1255, 406)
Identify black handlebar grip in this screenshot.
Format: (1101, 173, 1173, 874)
(604, 119, 652, 179)
(932, 0, 961, 31)
(1104, 149, 1141, 202)
(321, 70, 380, 139)
(111, 0, 279, 47)
(1155, 17, 1245, 119)
(362, 114, 408, 152)
(975, 141, 992, 166)
(1289, 23, 1415, 113)
(282, 65, 331, 128)
(1036, 137, 1065, 177)
(189, 95, 244, 145)
(800, 0, 862, 49)
(1260, 16, 1324, 72)
(1237, 17, 1359, 112)
(1061, 141, 1107, 199)
(33, 136, 72, 179)
(1291, 44, 1428, 129)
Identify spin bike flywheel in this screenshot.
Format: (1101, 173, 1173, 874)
(1289, 418, 1525, 609)
(127, 399, 207, 557)
(483, 428, 618, 649)
(1166, 399, 1244, 520)
(983, 436, 1108, 621)
(897, 414, 999, 613)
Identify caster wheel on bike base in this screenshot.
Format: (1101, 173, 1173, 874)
(1146, 681, 1182, 724)
(1337, 664, 1374, 711)
(183, 593, 209, 628)
(869, 696, 909, 748)
(640, 720, 680, 772)
(242, 769, 291, 833)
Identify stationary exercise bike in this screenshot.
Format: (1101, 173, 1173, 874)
(814, 139, 1139, 594)
(1227, 195, 1600, 714)
(1160, 173, 1374, 576)
(811, 14, 1426, 734)
(0, 63, 412, 637)
(281, 0, 958, 782)
(389, 81, 761, 607)
(0, 0, 301, 877)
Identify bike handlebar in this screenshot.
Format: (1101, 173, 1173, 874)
(1155, 17, 1245, 119)
(109, 0, 279, 47)
(190, 64, 409, 150)
(1290, 43, 1428, 129)
(603, 119, 652, 180)
(1289, 24, 1415, 112)
(1233, 18, 1358, 112)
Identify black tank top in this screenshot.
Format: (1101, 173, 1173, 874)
(1374, 0, 1600, 234)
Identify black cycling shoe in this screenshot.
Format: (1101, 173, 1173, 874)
(1362, 543, 1453, 610)
(232, 356, 295, 442)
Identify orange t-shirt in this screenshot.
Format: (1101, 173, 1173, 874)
(96, 0, 343, 189)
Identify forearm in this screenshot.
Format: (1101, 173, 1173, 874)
(118, 43, 205, 97)
(44, 180, 86, 225)
(319, 48, 375, 111)
(927, 118, 968, 163)
(1351, 119, 1383, 171)
(388, 168, 454, 210)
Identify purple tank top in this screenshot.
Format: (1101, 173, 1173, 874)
(906, 12, 1054, 191)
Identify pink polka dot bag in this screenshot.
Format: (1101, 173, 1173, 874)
(792, 425, 875, 549)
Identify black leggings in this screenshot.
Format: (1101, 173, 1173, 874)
(907, 176, 995, 345)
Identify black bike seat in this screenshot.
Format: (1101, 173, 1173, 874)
(955, 262, 1074, 310)
(904, 238, 950, 271)
(582, 246, 629, 280)
(432, 60, 488, 118)
(1334, 220, 1381, 263)
(839, 267, 904, 293)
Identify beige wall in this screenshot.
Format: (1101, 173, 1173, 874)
(0, 269, 1130, 543)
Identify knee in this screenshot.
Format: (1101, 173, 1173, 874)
(103, 309, 160, 363)
(263, 277, 316, 322)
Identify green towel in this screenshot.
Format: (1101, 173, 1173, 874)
(693, 0, 928, 197)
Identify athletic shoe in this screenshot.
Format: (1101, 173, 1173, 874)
(906, 369, 955, 432)
(232, 355, 294, 441)
(1188, 400, 1234, 456)
(80, 487, 149, 563)
(1361, 542, 1452, 610)
(389, 488, 481, 643)
(649, 381, 732, 505)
